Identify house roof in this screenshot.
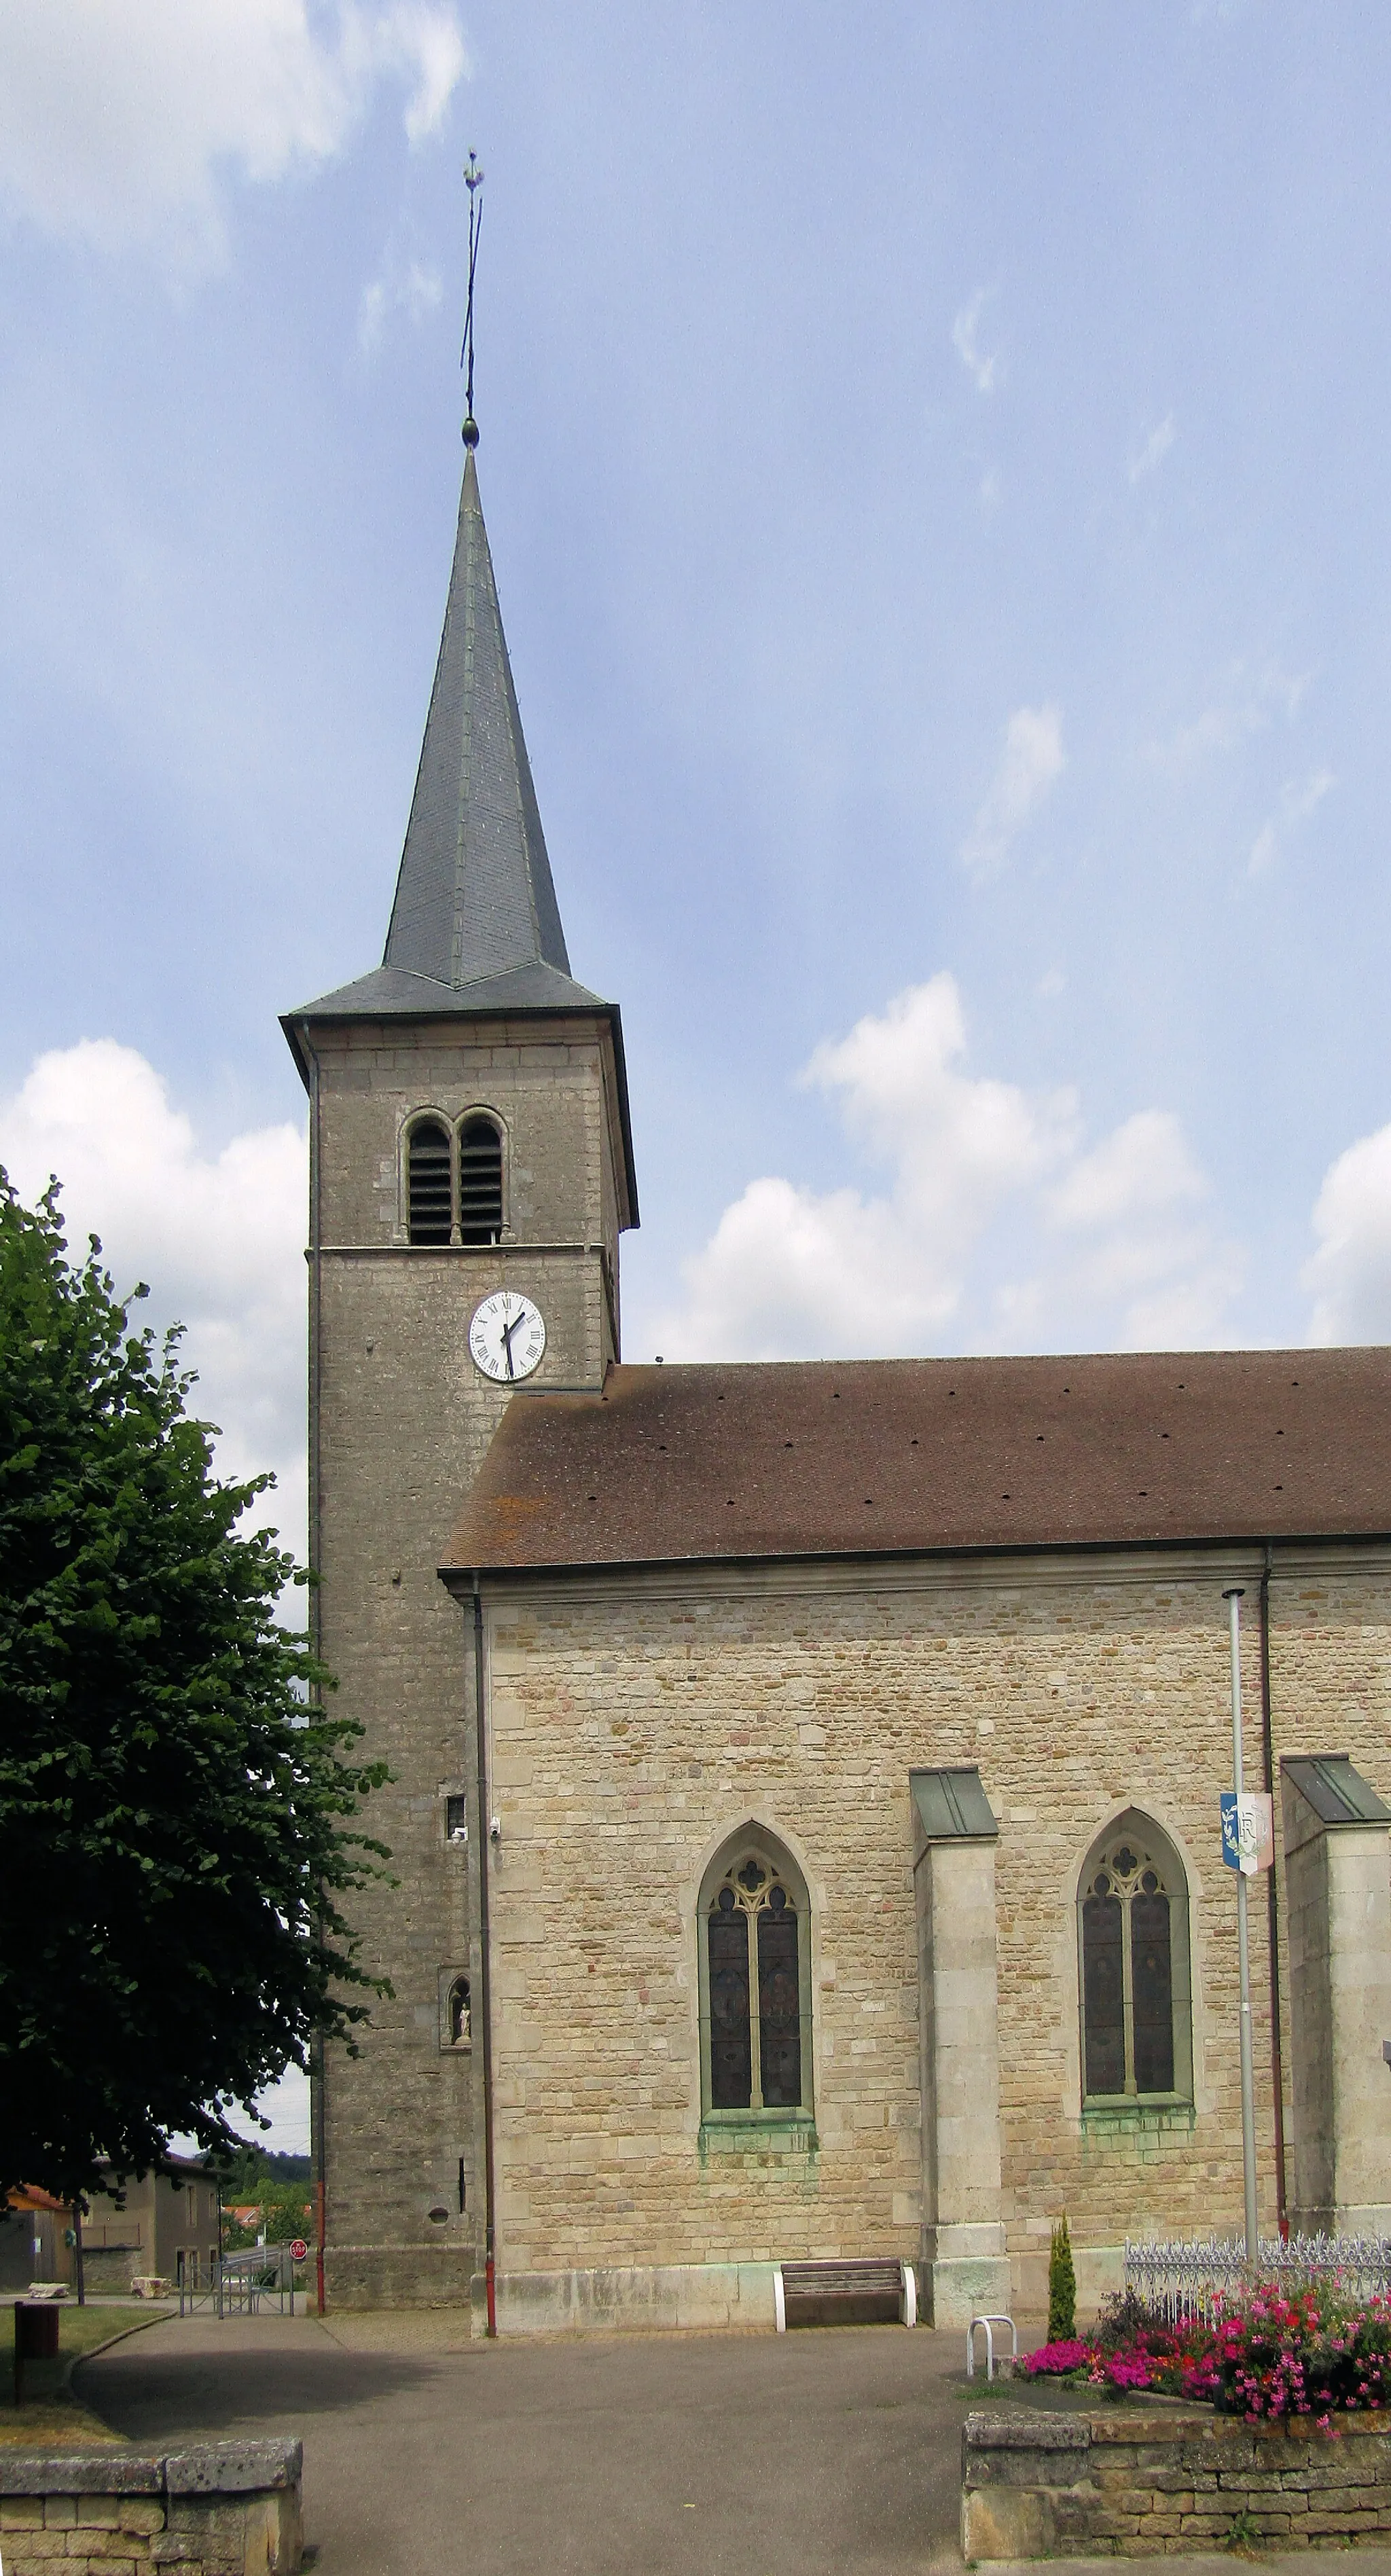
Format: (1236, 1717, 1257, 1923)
(444, 1347, 1391, 1576)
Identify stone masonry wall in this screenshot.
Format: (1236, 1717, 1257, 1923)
(481, 1544, 1391, 2303)
(962, 2405, 1391, 2558)
(307, 1013, 624, 2304)
(0, 2440, 302, 2576)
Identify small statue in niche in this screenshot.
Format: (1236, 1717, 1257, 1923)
(448, 1978, 471, 2046)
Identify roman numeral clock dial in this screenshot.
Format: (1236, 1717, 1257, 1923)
(468, 1290, 546, 1383)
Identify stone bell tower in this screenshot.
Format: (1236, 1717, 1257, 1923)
(281, 429, 638, 2306)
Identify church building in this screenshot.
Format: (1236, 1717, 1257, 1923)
(283, 427, 1391, 2332)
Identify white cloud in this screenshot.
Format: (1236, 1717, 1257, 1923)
(358, 249, 444, 356)
(952, 291, 1000, 393)
(651, 974, 1239, 1364)
(1050, 1110, 1206, 1231)
(1247, 768, 1335, 877)
(1303, 1120, 1391, 1343)
(803, 975, 1068, 1238)
(1151, 663, 1308, 772)
(656, 977, 1070, 1362)
(1045, 1110, 1240, 1341)
(1128, 414, 1176, 484)
(0, 1041, 307, 1548)
(960, 703, 1065, 879)
(653, 1175, 936, 1366)
(0, 0, 468, 264)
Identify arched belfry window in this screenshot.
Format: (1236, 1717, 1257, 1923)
(407, 1117, 452, 1246)
(699, 1836, 812, 2117)
(457, 1115, 503, 1245)
(1079, 1813, 1192, 2105)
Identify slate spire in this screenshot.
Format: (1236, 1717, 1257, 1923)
(382, 448, 573, 990)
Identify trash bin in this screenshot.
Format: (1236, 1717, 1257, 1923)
(13, 2299, 60, 2403)
(15, 2303, 60, 2361)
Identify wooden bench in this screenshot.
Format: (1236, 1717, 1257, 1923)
(774, 2257, 917, 2329)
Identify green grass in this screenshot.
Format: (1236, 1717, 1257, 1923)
(0, 2302, 153, 2446)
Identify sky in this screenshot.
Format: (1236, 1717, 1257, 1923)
(5, 0, 1391, 2145)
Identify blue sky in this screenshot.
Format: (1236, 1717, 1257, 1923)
(5, 0, 1391, 2142)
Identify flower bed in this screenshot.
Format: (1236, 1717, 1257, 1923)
(1024, 2282, 1391, 2427)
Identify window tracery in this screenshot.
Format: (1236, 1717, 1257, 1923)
(702, 1844, 808, 2114)
(1079, 1819, 1190, 2103)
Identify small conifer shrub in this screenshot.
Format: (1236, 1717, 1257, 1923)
(1048, 2215, 1077, 2342)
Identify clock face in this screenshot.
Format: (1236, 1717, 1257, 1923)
(469, 1290, 546, 1384)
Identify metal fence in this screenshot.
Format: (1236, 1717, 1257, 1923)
(1123, 2236, 1391, 2323)
(177, 2245, 300, 2320)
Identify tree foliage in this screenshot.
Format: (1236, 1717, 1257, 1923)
(0, 1172, 390, 2202)
(1048, 2213, 1077, 2342)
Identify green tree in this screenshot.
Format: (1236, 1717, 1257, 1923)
(1048, 2214, 1077, 2342)
(0, 1172, 391, 2204)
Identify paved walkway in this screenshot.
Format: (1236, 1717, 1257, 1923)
(79, 2309, 968, 2575)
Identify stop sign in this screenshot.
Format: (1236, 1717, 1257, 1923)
(289, 2238, 308, 2263)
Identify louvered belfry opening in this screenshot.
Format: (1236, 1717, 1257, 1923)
(407, 1117, 453, 1245)
(458, 1116, 503, 1245)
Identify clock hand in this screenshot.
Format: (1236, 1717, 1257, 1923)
(500, 1309, 522, 1379)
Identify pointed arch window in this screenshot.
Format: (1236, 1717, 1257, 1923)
(457, 1116, 503, 1245)
(447, 1978, 471, 2048)
(407, 1118, 452, 1245)
(699, 1836, 812, 2118)
(1079, 1814, 1192, 2105)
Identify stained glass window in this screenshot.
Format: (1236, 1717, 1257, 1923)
(1132, 1889, 1174, 2092)
(1079, 1826, 1186, 2102)
(703, 1847, 807, 2114)
(757, 1897, 801, 2107)
(708, 1887, 752, 2107)
(1082, 1881, 1124, 2095)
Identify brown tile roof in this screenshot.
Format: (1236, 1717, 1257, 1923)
(444, 1348, 1391, 1574)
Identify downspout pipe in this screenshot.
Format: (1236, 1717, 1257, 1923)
(1259, 1542, 1290, 2237)
(473, 1574, 497, 2336)
(304, 1032, 329, 2318)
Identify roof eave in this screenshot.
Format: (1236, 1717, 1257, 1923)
(439, 1523, 1391, 1589)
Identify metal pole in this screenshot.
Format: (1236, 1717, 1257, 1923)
(473, 1576, 498, 2337)
(1225, 1586, 1260, 2267)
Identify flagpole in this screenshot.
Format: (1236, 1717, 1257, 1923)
(1224, 1586, 1260, 2267)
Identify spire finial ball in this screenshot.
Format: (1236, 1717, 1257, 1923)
(462, 415, 480, 449)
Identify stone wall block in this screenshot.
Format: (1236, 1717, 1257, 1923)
(962, 2407, 1391, 2558)
(960, 2484, 1051, 2558)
